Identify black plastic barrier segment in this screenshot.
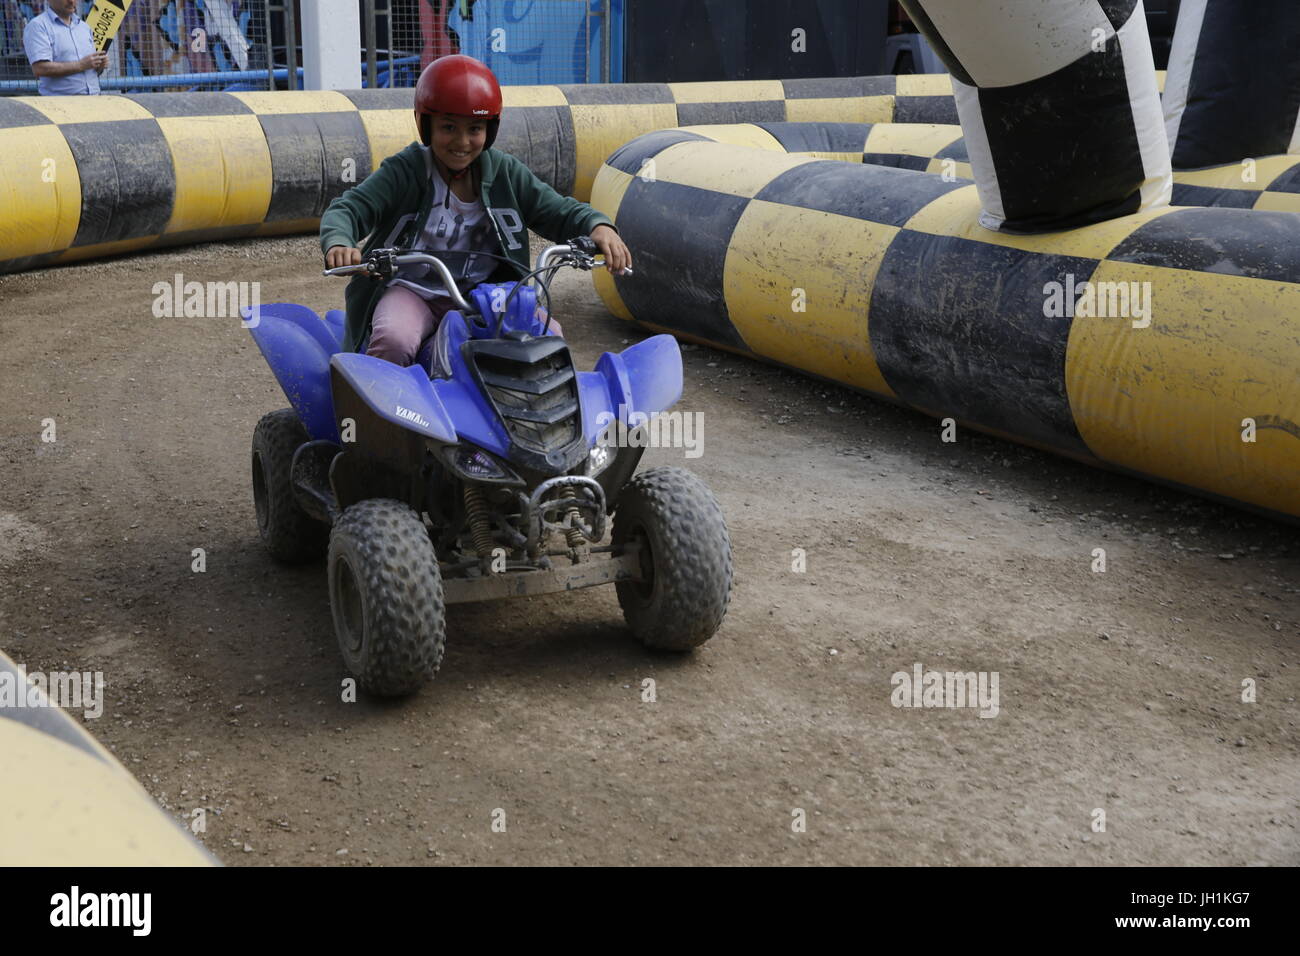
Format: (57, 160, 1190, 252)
(871, 231, 1098, 457)
(1105, 207, 1300, 283)
(123, 91, 254, 116)
(62, 118, 175, 247)
(715, 121, 1297, 210)
(863, 153, 932, 170)
(0, 97, 56, 127)
(1170, 183, 1258, 209)
(975, 38, 1146, 233)
(1169, 0, 1300, 169)
(610, 176, 751, 353)
(561, 82, 675, 105)
(337, 89, 411, 110)
(677, 100, 786, 125)
(781, 76, 897, 99)
(496, 106, 578, 200)
(755, 121, 871, 152)
(258, 111, 371, 222)
(753, 158, 967, 228)
(604, 129, 711, 177)
(893, 96, 960, 124)
(783, 74, 962, 126)
(752, 120, 965, 169)
(1271, 165, 1300, 193)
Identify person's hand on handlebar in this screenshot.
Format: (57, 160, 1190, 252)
(325, 245, 364, 270)
(590, 225, 632, 275)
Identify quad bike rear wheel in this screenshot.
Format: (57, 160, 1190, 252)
(251, 408, 328, 563)
(612, 467, 733, 650)
(327, 498, 446, 697)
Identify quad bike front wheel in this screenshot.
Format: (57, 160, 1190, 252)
(327, 498, 446, 697)
(612, 466, 733, 650)
(251, 408, 329, 563)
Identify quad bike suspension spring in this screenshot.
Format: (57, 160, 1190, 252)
(464, 487, 496, 558)
(564, 506, 586, 550)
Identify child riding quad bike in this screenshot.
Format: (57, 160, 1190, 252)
(244, 240, 733, 696)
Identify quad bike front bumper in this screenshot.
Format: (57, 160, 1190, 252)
(440, 541, 644, 604)
(442, 475, 642, 605)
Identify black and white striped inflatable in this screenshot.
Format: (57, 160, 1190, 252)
(897, 0, 1171, 232)
(1163, 0, 1300, 170)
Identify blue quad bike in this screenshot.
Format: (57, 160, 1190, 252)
(243, 240, 732, 696)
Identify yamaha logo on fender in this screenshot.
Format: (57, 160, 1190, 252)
(396, 405, 431, 429)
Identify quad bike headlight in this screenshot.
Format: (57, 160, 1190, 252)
(438, 444, 521, 485)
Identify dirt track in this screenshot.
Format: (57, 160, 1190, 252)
(1, 234, 1297, 866)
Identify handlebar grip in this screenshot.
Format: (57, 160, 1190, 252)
(568, 236, 598, 256)
(322, 263, 371, 277)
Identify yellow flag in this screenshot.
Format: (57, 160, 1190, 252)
(85, 0, 134, 53)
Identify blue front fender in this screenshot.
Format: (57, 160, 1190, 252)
(586, 334, 683, 441)
(330, 352, 458, 444)
(245, 303, 343, 441)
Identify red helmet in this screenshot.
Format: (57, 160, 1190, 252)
(414, 55, 503, 149)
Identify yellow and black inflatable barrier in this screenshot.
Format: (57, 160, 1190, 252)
(0, 650, 215, 865)
(683, 121, 1300, 214)
(591, 134, 1300, 522)
(0, 75, 961, 273)
(0, 90, 400, 273)
(1167, 156, 1300, 214)
(678, 120, 973, 178)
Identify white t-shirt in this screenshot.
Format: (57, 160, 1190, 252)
(390, 173, 498, 300)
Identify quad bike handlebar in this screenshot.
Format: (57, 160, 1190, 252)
(323, 240, 631, 336)
(534, 237, 631, 276)
(536, 237, 632, 277)
(323, 240, 629, 287)
(323, 250, 476, 315)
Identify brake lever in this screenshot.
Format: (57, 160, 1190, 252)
(570, 253, 633, 276)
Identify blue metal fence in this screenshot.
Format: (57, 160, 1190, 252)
(3, 1, 624, 94)
(0, 55, 426, 94)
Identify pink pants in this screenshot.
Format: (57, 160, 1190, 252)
(366, 286, 455, 367)
(367, 285, 562, 367)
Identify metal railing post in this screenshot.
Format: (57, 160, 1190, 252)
(264, 1, 276, 89)
(385, 0, 394, 87)
(601, 0, 611, 83)
(284, 0, 298, 90)
(365, 0, 377, 88)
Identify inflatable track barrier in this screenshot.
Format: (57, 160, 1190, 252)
(0, 75, 959, 274)
(1163, 0, 1300, 170)
(592, 136, 1300, 522)
(896, 0, 1171, 232)
(683, 121, 1300, 214)
(0, 649, 216, 865)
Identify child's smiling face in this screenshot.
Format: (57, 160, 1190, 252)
(429, 112, 488, 172)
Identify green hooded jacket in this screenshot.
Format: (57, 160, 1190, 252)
(319, 142, 615, 352)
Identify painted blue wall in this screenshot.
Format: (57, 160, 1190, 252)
(449, 0, 622, 86)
